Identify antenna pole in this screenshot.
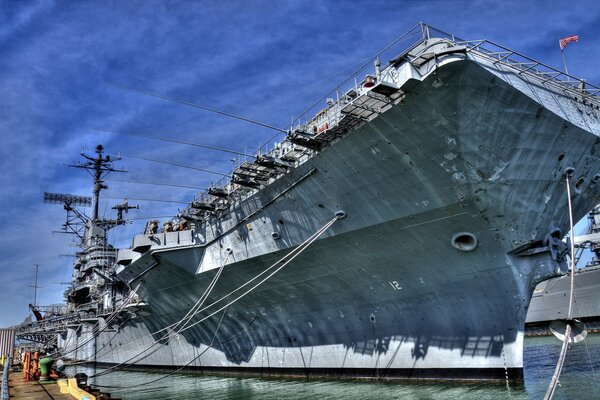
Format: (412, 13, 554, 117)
(34, 264, 38, 307)
(93, 148, 103, 221)
(70, 144, 126, 222)
(28, 264, 41, 307)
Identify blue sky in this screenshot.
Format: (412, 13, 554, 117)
(0, 0, 599, 328)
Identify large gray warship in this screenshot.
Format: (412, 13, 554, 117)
(16, 23, 600, 382)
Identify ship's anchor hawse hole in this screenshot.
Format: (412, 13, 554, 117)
(451, 232, 478, 251)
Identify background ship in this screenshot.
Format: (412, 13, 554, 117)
(526, 205, 600, 333)
(16, 23, 600, 382)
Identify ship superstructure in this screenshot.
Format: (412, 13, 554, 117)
(17, 146, 135, 348)
(21, 23, 600, 382)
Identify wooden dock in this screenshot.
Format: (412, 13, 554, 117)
(8, 373, 71, 399)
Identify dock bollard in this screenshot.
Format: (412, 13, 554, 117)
(32, 352, 39, 380)
(39, 357, 54, 381)
(22, 352, 31, 380)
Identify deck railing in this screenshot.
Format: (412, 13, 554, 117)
(458, 39, 600, 101)
(205, 23, 430, 199)
(184, 23, 600, 225)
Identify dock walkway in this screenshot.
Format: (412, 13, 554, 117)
(8, 373, 71, 400)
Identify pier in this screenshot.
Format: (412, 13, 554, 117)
(2, 353, 115, 400)
(8, 373, 70, 400)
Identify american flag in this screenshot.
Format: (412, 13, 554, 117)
(559, 35, 579, 50)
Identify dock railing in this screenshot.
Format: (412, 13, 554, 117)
(1, 356, 9, 400)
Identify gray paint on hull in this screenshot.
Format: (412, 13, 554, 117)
(71, 58, 600, 378)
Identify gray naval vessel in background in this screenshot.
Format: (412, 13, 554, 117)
(526, 206, 600, 332)
(15, 23, 600, 382)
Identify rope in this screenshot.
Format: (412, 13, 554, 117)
(104, 195, 189, 205)
(63, 317, 134, 366)
(90, 251, 231, 377)
(99, 129, 253, 157)
(96, 191, 320, 357)
(107, 179, 206, 190)
(121, 167, 319, 285)
(543, 172, 577, 400)
(108, 81, 287, 133)
(89, 214, 340, 378)
(583, 337, 598, 382)
(176, 215, 339, 335)
(91, 306, 229, 389)
(117, 153, 230, 177)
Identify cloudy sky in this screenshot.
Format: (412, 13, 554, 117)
(1, 0, 599, 328)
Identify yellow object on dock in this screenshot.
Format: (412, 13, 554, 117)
(57, 378, 97, 400)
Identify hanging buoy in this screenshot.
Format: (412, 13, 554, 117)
(550, 319, 588, 343)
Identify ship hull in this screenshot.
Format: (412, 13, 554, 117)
(68, 216, 530, 381)
(60, 53, 600, 381)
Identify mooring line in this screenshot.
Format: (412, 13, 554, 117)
(583, 337, 598, 382)
(90, 252, 232, 378)
(543, 171, 578, 400)
(89, 213, 342, 379)
(91, 306, 229, 389)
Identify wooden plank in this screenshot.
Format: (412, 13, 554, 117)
(9, 373, 71, 399)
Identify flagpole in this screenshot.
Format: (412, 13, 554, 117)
(561, 47, 569, 75)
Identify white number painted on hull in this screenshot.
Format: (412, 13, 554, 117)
(389, 281, 402, 290)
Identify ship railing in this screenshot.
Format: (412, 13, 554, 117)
(33, 304, 68, 315)
(69, 280, 99, 293)
(184, 24, 434, 213)
(288, 23, 427, 137)
(456, 39, 600, 103)
(204, 26, 429, 203)
(185, 23, 439, 220)
(15, 312, 80, 335)
(76, 301, 100, 312)
(180, 23, 600, 228)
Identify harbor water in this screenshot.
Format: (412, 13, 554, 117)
(65, 334, 600, 399)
